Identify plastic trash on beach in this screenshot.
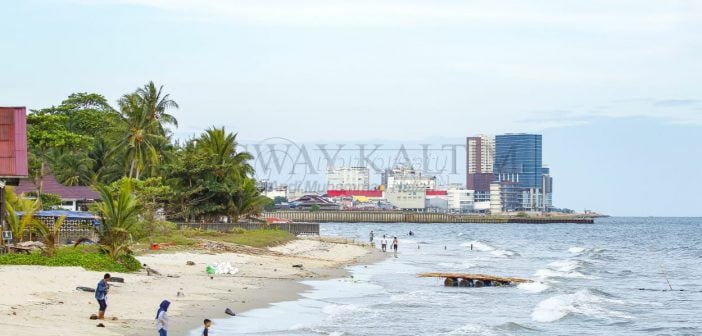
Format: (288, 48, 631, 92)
(206, 262, 239, 275)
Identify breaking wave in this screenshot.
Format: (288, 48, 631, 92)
(531, 289, 634, 323)
(461, 240, 518, 257)
(534, 260, 595, 279)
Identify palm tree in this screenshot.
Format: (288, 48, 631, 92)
(136, 81, 179, 135)
(77, 183, 141, 259)
(48, 149, 95, 186)
(197, 127, 254, 178)
(112, 93, 164, 179)
(227, 178, 271, 223)
(32, 215, 67, 257)
(4, 187, 41, 245)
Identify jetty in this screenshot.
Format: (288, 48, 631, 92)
(418, 272, 533, 287)
(262, 211, 595, 224)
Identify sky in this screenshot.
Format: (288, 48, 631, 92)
(1, 0, 701, 216)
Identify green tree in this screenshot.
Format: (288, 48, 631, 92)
(136, 81, 179, 135)
(4, 187, 41, 245)
(32, 215, 67, 257)
(26, 114, 92, 198)
(79, 183, 141, 259)
(112, 93, 165, 179)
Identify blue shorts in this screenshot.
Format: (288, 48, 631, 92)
(97, 299, 107, 311)
(159, 329, 167, 336)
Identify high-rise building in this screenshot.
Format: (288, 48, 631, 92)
(494, 134, 542, 189)
(326, 166, 370, 190)
(466, 135, 495, 202)
(492, 133, 554, 212)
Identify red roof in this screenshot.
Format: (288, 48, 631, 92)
(0, 107, 28, 177)
(13, 175, 100, 200)
(327, 190, 383, 197)
(426, 190, 448, 196)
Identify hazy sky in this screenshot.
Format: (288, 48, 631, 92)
(2, 0, 701, 216)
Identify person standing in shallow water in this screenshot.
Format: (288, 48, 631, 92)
(155, 300, 170, 336)
(392, 237, 399, 253)
(381, 237, 387, 252)
(369, 231, 374, 243)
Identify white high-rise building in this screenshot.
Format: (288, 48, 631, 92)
(327, 166, 370, 190)
(467, 134, 495, 174)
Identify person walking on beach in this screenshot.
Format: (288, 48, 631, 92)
(380, 237, 387, 252)
(95, 273, 110, 320)
(392, 237, 398, 253)
(202, 318, 212, 336)
(155, 300, 170, 336)
(369, 231, 374, 243)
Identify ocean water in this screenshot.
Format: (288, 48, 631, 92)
(192, 217, 702, 336)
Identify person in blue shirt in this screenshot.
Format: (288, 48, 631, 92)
(95, 273, 111, 320)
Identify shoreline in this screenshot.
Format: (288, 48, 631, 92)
(0, 237, 384, 336)
(159, 245, 385, 336)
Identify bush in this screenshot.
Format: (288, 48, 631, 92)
(0, 246, 142, 272)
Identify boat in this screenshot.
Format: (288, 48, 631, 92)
(418, 272, 532, 287)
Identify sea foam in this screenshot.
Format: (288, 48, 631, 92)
(531, 289, 633, 322)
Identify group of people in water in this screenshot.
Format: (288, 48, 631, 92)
(369, 230, 414, 253)
(95, 273, 212, 335)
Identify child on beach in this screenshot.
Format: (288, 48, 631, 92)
(392, 237, 398, 252)
(381, 238, 387, 252)
(95, 273, 110, 320)
(203, 319, 212, 336)
(155, 300, 170, 336)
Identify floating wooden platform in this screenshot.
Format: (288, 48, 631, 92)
(418, 273, 532, 287)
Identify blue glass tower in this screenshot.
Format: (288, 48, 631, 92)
(494, 134, 543, 189)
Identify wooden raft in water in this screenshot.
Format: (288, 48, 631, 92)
(418, 273, 533, 287)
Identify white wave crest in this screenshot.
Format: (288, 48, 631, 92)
(518, 281, 550, 293)
(531, 289, 633, 323)
(461, 240, 495, 251)
(534, 260, 595, 279)
(568, 246, 586, 254)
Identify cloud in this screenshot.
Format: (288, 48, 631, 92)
(79, 0, 701, 31)
(522, 98, 702, 129)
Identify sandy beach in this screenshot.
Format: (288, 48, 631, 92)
(0, 237, 379, 336)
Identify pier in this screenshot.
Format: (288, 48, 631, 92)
(261, 211, 595, 224)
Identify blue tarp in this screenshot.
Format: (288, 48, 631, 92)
(18, 210, 101, 227)
(33, 210, 98, 219)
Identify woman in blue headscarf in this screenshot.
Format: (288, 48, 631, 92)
(155, 300, 170, 336)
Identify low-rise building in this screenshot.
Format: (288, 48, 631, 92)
(447, 189, 475, 213)
(327, 166, 370, 190)
(14, 175, 100, 211)
(385, 189, 426, 211)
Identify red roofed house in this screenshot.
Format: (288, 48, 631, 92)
(14, 175, 100, 211)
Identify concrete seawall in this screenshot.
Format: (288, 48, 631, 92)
(262, 211, 595, 224)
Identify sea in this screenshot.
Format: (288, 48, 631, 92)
(190, 217, 702, 336)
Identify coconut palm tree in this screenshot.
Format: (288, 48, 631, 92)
(76, 183, 140, 259)
(136, 81, 179, 135)
(31, 215, 67, 257)
(227, 178, 271, 223)
(112, 93, 164, 179)
(4, 187, 41, 245)
(197, 127, 254, 178)
(48, 149, 95, 186)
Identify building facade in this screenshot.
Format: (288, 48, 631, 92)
(382, 166, 436, 191)
(385, 189, 426, 210)
(466, 135, 495, 202)
(447, 189, 475, 213)
(326, 166, 370, 190)
(491, 133, 553, 212)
